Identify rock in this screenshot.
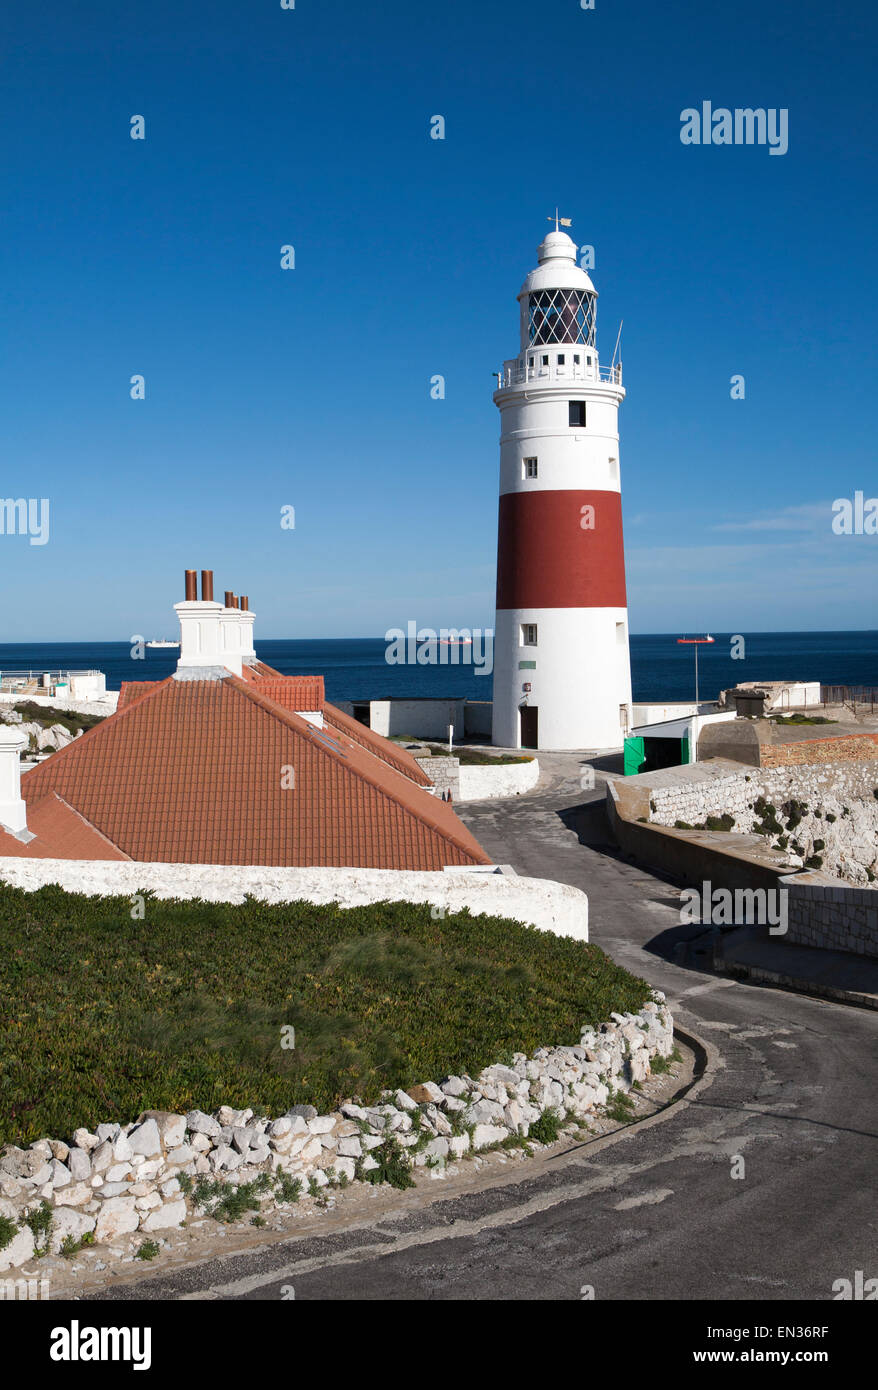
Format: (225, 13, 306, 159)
(135, 1193, 161, 1210)
(440, 1075, 468, 1097)
(190, 1133, 211, 1153)
(90, 1142, 114, 1173)
(218, 1107, 253, 1127)
(393, 1089, 417, 1111)
(360, 1134, 384, 1151)
(48, 1208, 97, 1254)
(0, 1147, 44, 1179)
(47, 1159, 71, 1188)
(128, 1120, 161, 1158)
(96, 1123, 121, 1143)
(53, 1182, 92, 1207)
(464, 1099, 505, 1127)
(99, 1183, 131, 1198)
(471, 1124, 509, 1150)
(340, 1103, 368, 1120)
(449, 1134, 470, 1158)
(209, 1144, 243, 1173)
(231, 1127, 253, 1155)
(337, 1136, 362, 1158)
(94, 1196, 139, 1243)
(286, 1104, 317, 1121)
(298, 1138, 323, 1164)
(405, 1082, 444, 1106)
(307, 1115, 336, 1135)
(268, 1117, 292, 1139)
(160, 1178, 181, 1198)
(48, 1140, 70, 1163)
(186, 1110, 221, 1139)
(104, 1163, 133, 1184)
(139, 1112, 186, 1150)
(113, 1135, 133, 1162)
(334, 1157, 357, 1182)
(0, 1224, 35, 1271)
(422, 1137, 449, 1160)
(66, 1148, 92, 1181)
(165, 1146, 195, 1167)
(140, 1199, 187, 1232)
(72, 1128, 99, 1152)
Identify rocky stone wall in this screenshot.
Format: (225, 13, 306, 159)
(648, 762, 878, 884)
(0, 995, 673, 1273)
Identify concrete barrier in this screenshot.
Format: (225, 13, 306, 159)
(457, 758, 539, 801)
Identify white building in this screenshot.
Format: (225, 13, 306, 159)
(492, 224, 633, 750)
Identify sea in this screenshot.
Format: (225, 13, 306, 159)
(0, 632, 875, 705)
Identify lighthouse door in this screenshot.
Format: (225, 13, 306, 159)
(520, 705, 539, 749)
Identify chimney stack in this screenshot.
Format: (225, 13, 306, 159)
(0, 728, 29, 835)
(174, 567, 225, 678)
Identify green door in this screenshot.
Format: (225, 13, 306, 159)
(623, 736, 646, 776)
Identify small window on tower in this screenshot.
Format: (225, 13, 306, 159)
(521, 624, 538, 646)
(557, 353, 565, 366)
(569, 401, 587, 427)
(523, 457, 538, 479)
(541, 355, 549, 366)
(609, 457, 619, 481)
(573, 354, 581, 365)
(528, 356, 534, 368)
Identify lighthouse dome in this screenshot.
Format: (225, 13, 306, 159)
(520, 230, 596, 297)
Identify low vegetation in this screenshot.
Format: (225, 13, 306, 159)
(11, 702, 103, 737)
(0, 885, 651, 1146)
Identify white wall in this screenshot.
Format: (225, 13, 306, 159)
(457, 758, 540, 801)
(0, 859, 589, 942)
(369, 699, 465, 740)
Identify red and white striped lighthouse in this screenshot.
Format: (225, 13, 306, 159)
(492, 223, 633, 751)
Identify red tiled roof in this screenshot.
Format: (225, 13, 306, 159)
(0, 793, 129, 860)
(323, 702, 433, 788)
(118, 682, 158, 710)
(16, 675, 490, 870)
(252, 676, 325, 712)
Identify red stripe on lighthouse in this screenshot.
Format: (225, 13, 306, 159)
(496, 490, 627, 609)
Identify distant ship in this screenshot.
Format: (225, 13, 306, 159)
(145, 639, 180, 649)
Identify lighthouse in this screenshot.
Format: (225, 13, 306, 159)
(492, 223, 632, 751)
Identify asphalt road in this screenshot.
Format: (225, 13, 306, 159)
(96, 756, 878, 1301)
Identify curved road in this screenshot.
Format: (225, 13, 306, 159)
(99, 757, 878, 1302)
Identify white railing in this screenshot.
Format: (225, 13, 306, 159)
(497, 360, 623, 389)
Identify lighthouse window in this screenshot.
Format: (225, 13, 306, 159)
(528, 287, 597, 346)
(541, 355, 549, 366)
(523, 457, 538, 479)
(569, 401, 587, 427)
(557, 354, 565, 365)
(573, 354, 581, 365)
(521, 624, 538, 646)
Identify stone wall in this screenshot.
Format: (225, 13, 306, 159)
(647, 762, 878, 884)
(0, 995, 673, 1274)
(0, 858, 589, 942)
(457, 758, 539, 801)
(415, 755, 459, 800)
(760, 733, 878, 767)
(781, 875, 878, 958)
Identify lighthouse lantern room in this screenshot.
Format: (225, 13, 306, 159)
(492, 223, 633, 751)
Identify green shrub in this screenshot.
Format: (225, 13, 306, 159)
(0, 1214, 17, 1252)
(704, 813, 735, 832)
(813, 839, 825, 852)
(135, 1240, 160, 1261)
(356, 1135, 414, 1189)
(529, 1108, 564, 1144)
(0, 885, 651, 1146)
(23, 1200, 53, 1255)
(825, 813, 837, 823)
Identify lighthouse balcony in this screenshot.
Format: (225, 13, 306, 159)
(498, 358, 623, 389)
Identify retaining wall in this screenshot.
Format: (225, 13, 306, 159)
(0, 859, 588, 941)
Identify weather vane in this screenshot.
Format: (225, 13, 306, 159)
(547, 208, 573, 230)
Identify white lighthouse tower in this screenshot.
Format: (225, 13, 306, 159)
(492, 222, 633, 751)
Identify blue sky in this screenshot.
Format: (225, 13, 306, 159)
(1, 0, 876, 640)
